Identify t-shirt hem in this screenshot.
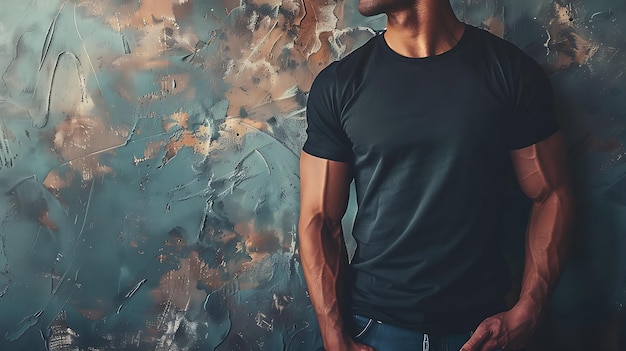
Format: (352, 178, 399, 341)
(509, 125, 560, 150)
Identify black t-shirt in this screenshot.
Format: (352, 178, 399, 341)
(302, 24, 559, 333)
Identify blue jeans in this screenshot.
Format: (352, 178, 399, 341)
(350, 315, 507, 351)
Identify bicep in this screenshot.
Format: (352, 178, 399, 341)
(511, 131, 569, 201)
(299, 151, 352, 224)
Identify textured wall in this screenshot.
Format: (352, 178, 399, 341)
(0, 0, 623, 350)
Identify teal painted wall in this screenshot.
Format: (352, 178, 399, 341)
(0, 0, 623, 349)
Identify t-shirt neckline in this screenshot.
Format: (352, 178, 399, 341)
(377, 24, 471, 63)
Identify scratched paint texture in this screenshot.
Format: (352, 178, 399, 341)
(0, 0, 623, 350)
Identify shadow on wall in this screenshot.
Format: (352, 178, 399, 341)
(499, 3, 626, 349)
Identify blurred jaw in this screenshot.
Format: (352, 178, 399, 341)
(357, 0, 414, 17)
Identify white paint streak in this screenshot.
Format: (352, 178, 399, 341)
(328, 26, 376, 58)
(248, 11, 259, 32)
(73, 4, 101, 105)
(237, 19, 279, 75)
(544, 28, 551, 55)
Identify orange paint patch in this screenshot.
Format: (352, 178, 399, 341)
(547, 3, 598, 70)
(554, 3, 574, 26)
(220, 0, 335, 117)
(157, 109, 219, 162)
(152, 251, 228, 309)
(307, 31, 336, 76)
(555, 32, 597, 68)
(43, 169, 70, 192)
(38, 210, 58, 232)
(163, 111, 190, 131)
(146, 141, 165, 160)
(484, 15, 505, 38)
(234, 220, 281, 264)
(161, 130, 199, 164)
(137, 0, 177, 21)
(53, 115, 123, 181)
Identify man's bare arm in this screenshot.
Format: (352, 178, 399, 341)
(462, 131, 574, 351)
(299, 151, 374, 351)
(511, 131, 574, 318)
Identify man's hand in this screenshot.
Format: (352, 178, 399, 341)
(342, 340, 376, 351)
(459, 301, 541, 351)
(461, 131, 573, 351)
(461, 132, 573, 351)
(323, 333, 377, 351)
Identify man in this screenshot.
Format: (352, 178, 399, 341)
(298, 0, 574, 350)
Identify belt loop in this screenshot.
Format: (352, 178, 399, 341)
(423, 333, 429, 351)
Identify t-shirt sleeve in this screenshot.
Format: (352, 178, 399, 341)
(302, 65, 353, 162)
(506, 52, 560, 150)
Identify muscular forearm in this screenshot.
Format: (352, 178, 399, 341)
(299, 214, 350, 347)
(299, 153, 365, 350)
(517, 185, 574, 314)
(460, 182, 574, 351)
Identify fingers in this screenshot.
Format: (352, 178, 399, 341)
(460, 338, 498, 351)
(350, 339, 376, 351)
(478, 339, 500, 351)
(354, 342, 376, 351)
(460, 324, 492, 351)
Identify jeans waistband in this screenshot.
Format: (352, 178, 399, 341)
(351, 314, 474, 351)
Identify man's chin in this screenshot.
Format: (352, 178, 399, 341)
(357, 5, 384, 17)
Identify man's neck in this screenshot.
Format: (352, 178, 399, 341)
(384, 0, 465, 58)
